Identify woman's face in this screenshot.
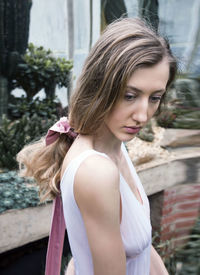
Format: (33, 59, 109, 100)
(105, 58, 170, 142)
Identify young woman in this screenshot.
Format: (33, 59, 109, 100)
(17, 18, 177, 275)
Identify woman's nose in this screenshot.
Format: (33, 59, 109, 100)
(132, 100, 149, 124)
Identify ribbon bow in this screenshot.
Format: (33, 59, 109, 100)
(45, 117, 77, 146)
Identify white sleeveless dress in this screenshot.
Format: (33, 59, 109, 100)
(61, 143, 152, 275)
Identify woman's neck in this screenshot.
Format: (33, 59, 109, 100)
(92, 124, 123, 163)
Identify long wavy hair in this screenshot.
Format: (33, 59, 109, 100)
(17, 18, 177, 200)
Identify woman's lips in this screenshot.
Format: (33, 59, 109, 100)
(124, 126, 141, 134)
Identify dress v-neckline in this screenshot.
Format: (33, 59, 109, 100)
(120, 173, 144, 207)
(119, 144, 144, 207)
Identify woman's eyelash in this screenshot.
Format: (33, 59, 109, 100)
(150, 96, 162, 103)
(124, 93, 137, 101)
(124, 92, 162, 102)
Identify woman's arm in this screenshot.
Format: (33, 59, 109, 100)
(74, 155, 126, 275)
(150, 245, 169, 275)
(65, 258, 75, 275)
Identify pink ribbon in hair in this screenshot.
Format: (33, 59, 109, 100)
(45, 116, 77, 146)
(45, 117, 77, 275)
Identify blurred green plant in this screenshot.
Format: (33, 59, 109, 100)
(157, 107, 200, 129)
(8, 95, 60, 119)
(175, 217, 200, 275)
(0, 170, 39, 213)
(156, 108, 177, 128)
(0, 96, 61, 169)
(157, 78, 200, 129)
(0, 113, 57, 169)
(12, 43, 73, 99)
(152, 231, 177, 274)
(137, 120, 155, 142)
(152, 216, 200, 274)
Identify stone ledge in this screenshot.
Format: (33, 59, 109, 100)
(160, 129, 200, 148)
(136, 147, 200, 172)
(0, 203, 52, 253)
(138, 153, 200, 196)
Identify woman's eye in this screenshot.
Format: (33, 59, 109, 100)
(150, 96, 162, 103)
(124, 93, 137, 101)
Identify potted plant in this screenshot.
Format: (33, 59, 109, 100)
(13, 43, 73, 100)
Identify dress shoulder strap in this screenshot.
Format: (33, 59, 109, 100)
(61, 149, 108, 183)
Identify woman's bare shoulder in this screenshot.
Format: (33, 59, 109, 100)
(74, 153, 120, 205)
(76, 153, 119, 186)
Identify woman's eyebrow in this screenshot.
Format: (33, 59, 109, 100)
(126, 85, 166, 94)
